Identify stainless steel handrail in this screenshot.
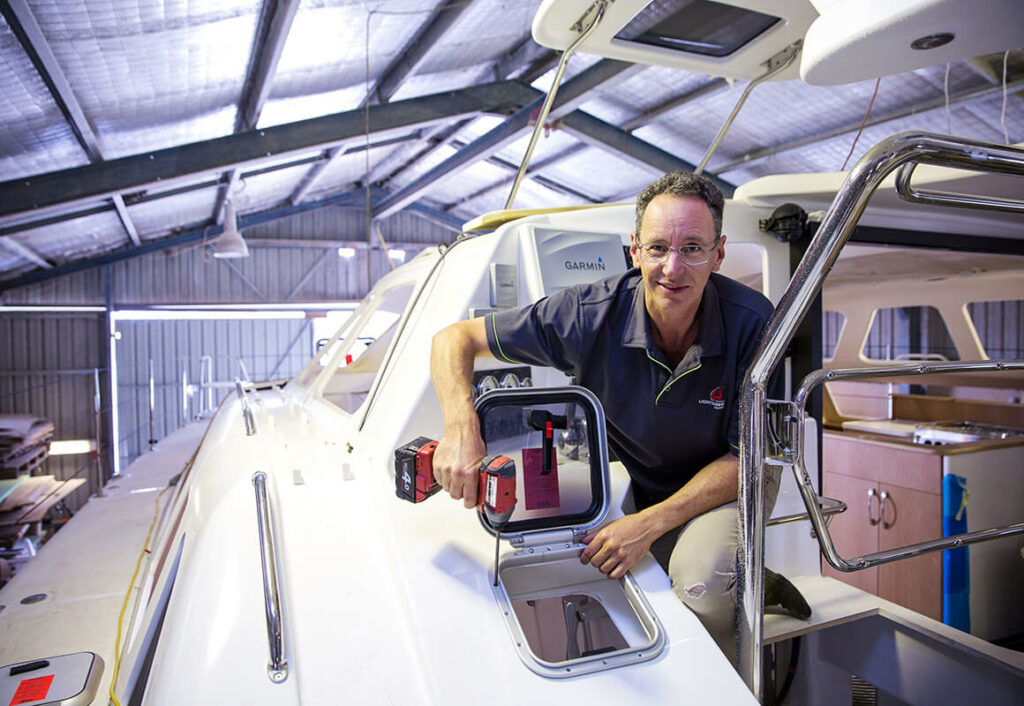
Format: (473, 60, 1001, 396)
(504, 0, 608, 210)
(694, 41, 801, 176)
(793, 360, 1024, 409)
(253, 471, 288, 683)
(789, 360, 1024, 573)
(767, 495, 846, 528)
(737, 132, 1024, 698)
(236, 380, 257, 436)
(895, 161, 1024, 214)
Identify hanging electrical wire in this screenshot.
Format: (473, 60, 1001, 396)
(944, 63, 952, 135)
(840, 77, 882, 171)
(1000, 49, 1011, 144)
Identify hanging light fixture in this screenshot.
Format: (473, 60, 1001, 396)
(213, 201, 249, 258)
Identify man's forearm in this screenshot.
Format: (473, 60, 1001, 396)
(429, 317, 492, 505)
(637, 453, 739, 537)
(430, 319, 484, 435)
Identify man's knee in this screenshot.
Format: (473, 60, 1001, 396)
(668, 550, 735, 607)
(665, 503, 739, 610)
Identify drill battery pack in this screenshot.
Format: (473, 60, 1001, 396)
(394, 436, 441, 503)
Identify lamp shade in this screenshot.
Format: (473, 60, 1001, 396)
(213, 202, 249, 259)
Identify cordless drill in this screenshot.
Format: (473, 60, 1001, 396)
(394, 437, 517, 523)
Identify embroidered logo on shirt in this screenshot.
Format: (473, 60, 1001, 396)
(699, 385, 726, 410)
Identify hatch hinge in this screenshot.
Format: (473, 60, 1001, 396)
(508, 528, 582, 551)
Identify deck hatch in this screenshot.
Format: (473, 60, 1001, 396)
(474, 387, 666, 677)
(615, 0, 781, 58)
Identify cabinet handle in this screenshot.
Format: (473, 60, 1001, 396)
(867, 487, 879, 526)
(880, 489, 897, 529)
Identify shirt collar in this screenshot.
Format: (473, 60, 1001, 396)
(621, 270, 726, 358)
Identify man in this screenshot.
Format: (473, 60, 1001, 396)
(428, 171, 807, 664)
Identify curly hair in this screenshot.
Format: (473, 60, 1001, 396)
(634, 171, 724, 238)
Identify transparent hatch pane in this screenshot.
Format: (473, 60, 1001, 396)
(480, 398, 598, 525)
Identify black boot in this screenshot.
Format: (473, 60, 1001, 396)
(764, 567, 811, 620)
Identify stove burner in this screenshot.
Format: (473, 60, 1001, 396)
(912, 421, 1024, 446)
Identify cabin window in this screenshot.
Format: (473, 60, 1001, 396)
(615, 0, 781, 57)
(967, 299, 1024, 359)
(822, 310, 845, 360)
(862, 306, 960, 362)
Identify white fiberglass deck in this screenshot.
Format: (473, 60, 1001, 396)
(0, 422, 208, 702)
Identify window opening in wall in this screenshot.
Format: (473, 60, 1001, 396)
(822, 310, 845, 360)
(306, 283, 416, 414)
(967, 299, 1024, 359)
(861, 306, 959, 362)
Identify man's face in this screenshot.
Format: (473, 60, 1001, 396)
(629, 194, 725, 322)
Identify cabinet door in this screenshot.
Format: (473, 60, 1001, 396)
(877, 482, 943, 621)
(821, 471, 878, 595)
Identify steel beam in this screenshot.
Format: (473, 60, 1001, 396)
(2, 0, 102, 162)
(713, 77, 1024, 174)
(0, 236, 52, 269)
(238, 0, 302, 131)
(562, 111, 735, 196)
(494, 37, 560, 83)
(111, 195, 142, 246)
(622, 78, 731, 130)
(363, 32, 558, 195)
(219, 258, 268, 302)
(374, 0, 476, 104)
(2, 0, 145, 247)
(284, 248, 335, 301)
(372, 60, 639, 219)
(289, 145, 348, 205)
(286, 0, 476, 205)
(446, 143, 588, 209)
(403, 202, 466, 232)
(218, 0, 302, 225)
(0, 80, 538, 222)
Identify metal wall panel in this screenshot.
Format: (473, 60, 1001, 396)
(0, 313, 106, 512)
(113, 316, 315, 467)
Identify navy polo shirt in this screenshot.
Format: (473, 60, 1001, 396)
(485, 269, 776, 508)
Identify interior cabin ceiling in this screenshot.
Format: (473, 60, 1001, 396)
(0, 0, 1021, 293)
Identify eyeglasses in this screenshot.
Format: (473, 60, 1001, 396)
(635, 237, 720, 266)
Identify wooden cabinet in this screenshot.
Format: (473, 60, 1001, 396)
(821, 432, 943, 621)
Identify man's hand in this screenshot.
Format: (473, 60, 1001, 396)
(432, 430, 486, 508)
(579, 513, 660, 580)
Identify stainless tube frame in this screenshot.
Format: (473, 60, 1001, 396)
(895, 161, 1024, 214)
(790, 360, 1024, 573)
(766, 495, 846, 528)
(503, 0, 608, 210)
(236, 380, 257, 436)
(737, 132, 1024, 698)
(694, 41, 801, 176)
(253, 471, 288, 683)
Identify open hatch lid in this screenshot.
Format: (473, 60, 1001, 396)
(474, 386, 611, 544)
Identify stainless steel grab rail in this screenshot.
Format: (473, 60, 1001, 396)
(895, 161, 1024, 214)
(736, 132, 1024, 698)
(766, 495, 846, 528)
(788, 360, 1024, 573)
(236, 380, 257, 436)
(253, 471, 288, 683)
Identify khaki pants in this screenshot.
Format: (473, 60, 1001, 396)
(644, 468, 781, 667)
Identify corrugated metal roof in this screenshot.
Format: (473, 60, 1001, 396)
(0, 0, 1021, 293)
